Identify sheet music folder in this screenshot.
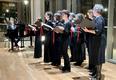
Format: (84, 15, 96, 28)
(80, 18, 95, 30)
(53, 26, 64, 33)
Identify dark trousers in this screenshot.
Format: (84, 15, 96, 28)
(69, 37, 77, 62)
(20, 38, 25, 48)
(10, 37, 19, 50)
(90, 64, 102, 80)
(61, 39, 70, 69)
(75, 43, 85, 64)
(11, 38, 14, 50)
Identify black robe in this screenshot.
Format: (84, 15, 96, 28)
(75, 27, 86, 63)
(44, 20, 54, 63)
(60, 20, 71, 68)
(34, 28, 42, 58)
(51, 21, 63, 65)
(70, 25, 86, 63)
(87, 16, 106, 65)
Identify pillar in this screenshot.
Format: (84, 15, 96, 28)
(49, 0, 53, 11)
(31, 0, 45, 24)
(106, 0, 115, 59)
(67, 0, 71, 11)
(17, 1, 25, 23)
(77, 0, 81, 13)
(56, 0, 62, 11)
(72, 0, 77, 13)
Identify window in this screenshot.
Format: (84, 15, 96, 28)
(0, 2, 17, 23)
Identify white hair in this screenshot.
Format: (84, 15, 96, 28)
(93, 4, 104, 13)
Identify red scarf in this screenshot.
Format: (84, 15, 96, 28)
(77, 25, 81, 43)
(40, 26, 43, 37)
(52, 31, 55, 45)
(70, 22, 74, 41)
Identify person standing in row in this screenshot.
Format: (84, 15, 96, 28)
(73, 13, 86, 66)
(69, 12, 77, 62)
(83, 4, 106, 80)
(85, 9, 95, 70)
(51, 12, 63, 66)
(44, 11, 54, 63)
(34, 18, 43, 58)
(60, 10, 71, 72)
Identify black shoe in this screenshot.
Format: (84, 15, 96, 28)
(61, 67, 71, 73)
(89, 71, 97, 78)
(73, 62, 82, 66)
(70, 58, 75, 62)
(8, 49, 15, 52)
(51, 63, 60, 66)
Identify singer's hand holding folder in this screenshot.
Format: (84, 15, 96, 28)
(53, 26, 64, 33)
(80, 18, 95, 30)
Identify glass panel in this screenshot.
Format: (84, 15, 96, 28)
(45, 0, 50, 12)
(113, 29, 116, 59)
(0, 0, 31, 24)
(76, 0, 108, 25)
(0, 2, 17, 23)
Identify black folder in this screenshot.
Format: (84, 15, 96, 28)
(80, 18, 95, 30)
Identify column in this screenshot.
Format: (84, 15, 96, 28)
(106, 0, 115, 59)
(49, 0, 53, 11)
(56, 0, 62, 10)
(31, 0, 45, 24)
(67, 0, 71, 11)
(77, 0, 81, 13)
(17, 2, 22, 21)
(28, 0, 31, 24)
(41, 0, 45, 18)
(62, 0, 67, 9)
(17, 2, 25, 23)
(72, 0, 77, 13)
(51, 0, 56, 13)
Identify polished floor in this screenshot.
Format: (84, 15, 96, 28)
(0, 48, 116, 80)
